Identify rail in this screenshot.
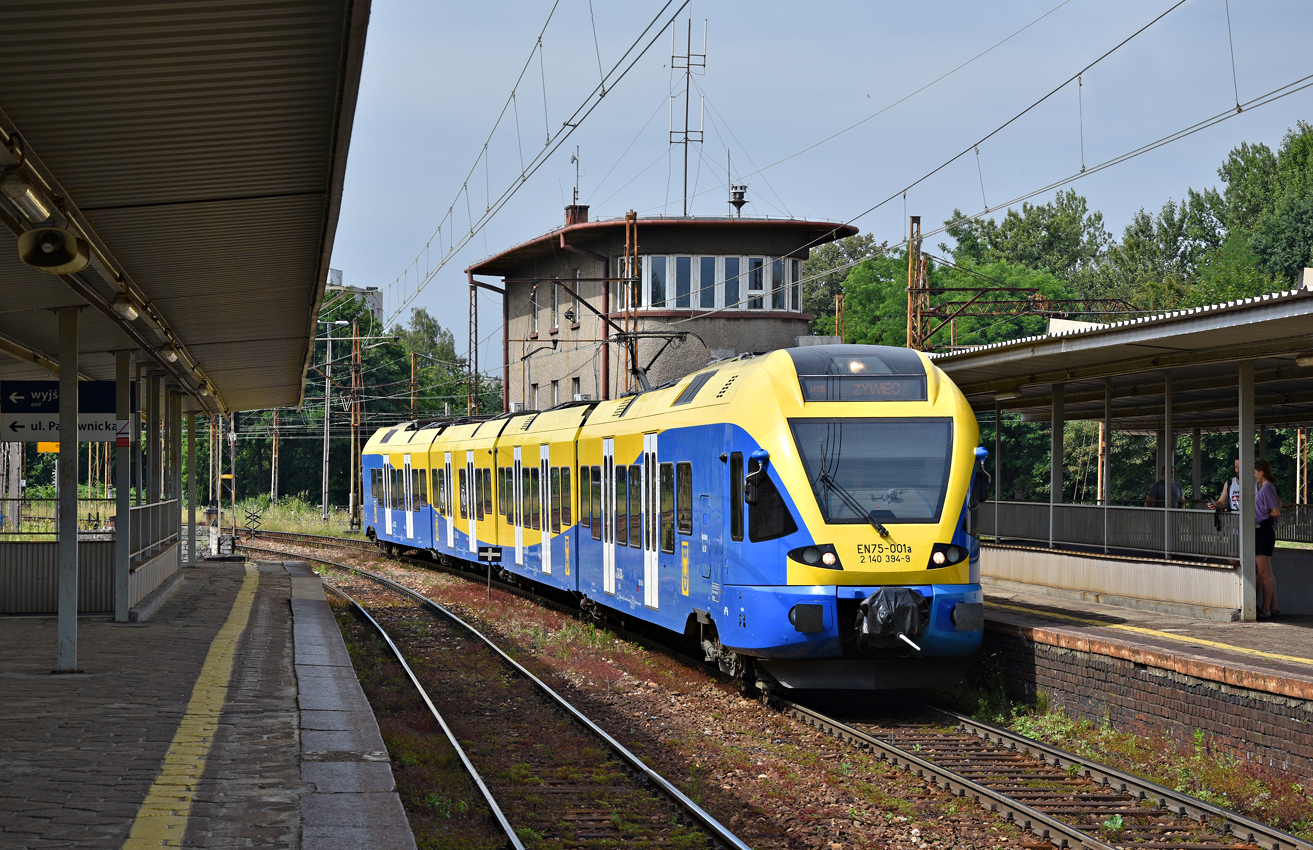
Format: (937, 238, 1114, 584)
(256, 545, 751, 850)
(323, 581, 525, 850)
(0, 498, 118, 538)
(980, 501, 1241, 561)
(775, 697, 1310, 850)
(129, 499, 179, 561)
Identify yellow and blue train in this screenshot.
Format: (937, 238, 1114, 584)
(362, 344, 989, 691)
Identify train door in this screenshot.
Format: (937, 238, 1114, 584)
(540, 444, 552, 576)
(643, 433, 659, 609)
(602, 438, 615, 595)
(444, 453, 454, 549)
(386, 461, 396, 537)
(403, 455, 414, 539)
(513, 446, 523, 566)
(465, 451, 477, 553)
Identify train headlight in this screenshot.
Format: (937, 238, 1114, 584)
(927, 543, 968, 569)
(788, 544, 841, 569)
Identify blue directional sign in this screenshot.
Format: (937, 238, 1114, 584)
(0, 381, 136, 442)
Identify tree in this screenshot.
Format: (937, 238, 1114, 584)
(800, 232, 886, 332)
(838, 255, 1072, 350)
(941, 190, 1110, 279)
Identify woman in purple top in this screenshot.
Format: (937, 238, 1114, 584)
(1254, 459, 1281, 620)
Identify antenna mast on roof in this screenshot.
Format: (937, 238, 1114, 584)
(670, 18, 705, 216)
(570, 146, 580, 205)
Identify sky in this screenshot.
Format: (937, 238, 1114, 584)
(329, 0, 1313, 372)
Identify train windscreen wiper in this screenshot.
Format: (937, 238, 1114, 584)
(818, 471, 889, 537)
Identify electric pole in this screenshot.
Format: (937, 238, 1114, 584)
(670, 19, 705, 216)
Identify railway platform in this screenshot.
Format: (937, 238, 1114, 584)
(0, 558, 414, 850)
(983, 587, 1313, 781)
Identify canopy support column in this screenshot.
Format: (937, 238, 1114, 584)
(1164, 369, 1173, 558)
(1049, 382, 1064, 549)
(57, 307, 79, 672)
(115, 352, 131, 622)
(1103, 378, 1112, 554)
(1239, 361, 1256, 621)
(187, 411, 197, 566)
(1192, 427, 1202, 507)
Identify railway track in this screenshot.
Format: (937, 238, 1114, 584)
(278, 546, 750, 850)
(774, 698, 1309, 850)
(239, 532, 1310, 850)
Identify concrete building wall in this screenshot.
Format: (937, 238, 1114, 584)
(485, 213, 855, 411)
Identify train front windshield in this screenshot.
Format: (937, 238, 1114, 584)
(790, 419, 953, 524)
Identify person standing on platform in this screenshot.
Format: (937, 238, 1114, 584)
(1207, 458, 1243, 568)
(1207, 458, 1242, 515)
(1145, 465, 1185, 508)
(1254, 459, 1281, 620)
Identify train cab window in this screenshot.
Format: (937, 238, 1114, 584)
(628, 464, 641, 548)
(458, 468, 468, 519)
(370, 469, 379, 505)
(550, 468, 562, 532)
(578, 466, 589, 532)
(418, 469, 428, 508)
(615, 466, 628, 546)
(659, 463, 675, 554)
(560, 467, 571, 527)
(730, 452, 744, 542)
(590, 466, 602, 541)
(746, 457, 798, 543)
(676, 462, 692, 535)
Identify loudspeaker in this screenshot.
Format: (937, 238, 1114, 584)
(18, 227, 89, 274)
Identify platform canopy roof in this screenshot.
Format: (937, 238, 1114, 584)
(0, 0, 370, 414)
(930, 285, 1313, 432)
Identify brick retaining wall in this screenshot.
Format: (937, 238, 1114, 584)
(982, 623, 1313, 781)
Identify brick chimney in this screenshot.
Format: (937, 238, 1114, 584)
(564, 204, 589, 225)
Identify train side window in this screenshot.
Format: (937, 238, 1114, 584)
(371, 469, 378, 505)
(390, 469, 399, 511)
(458, 468, 468, 519)
(628, 464, 642, 548)
(676, 462, 692, 535)
(560, 467, 572, 527)
(479, 470, 489, 520)
(520, 468, 530, 528)
(730, 452, 744, 542)
(746, 458, 798, 543)
(615, 465, 628, 547)
(590, 466, 602, 541)
(550, 468, 562, 532)
(483, 469, 493, 517)
(577, 465, 589, 532)
(659, 463, 675, 553)
(419, 468, 428, 508)
(532, 467, 543, 530)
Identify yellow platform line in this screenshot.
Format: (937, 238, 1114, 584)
(123, 564, 259, 848)
(989, 600, 1313, 668)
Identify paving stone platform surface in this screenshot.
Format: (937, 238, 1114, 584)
(0, 558, 413, 849)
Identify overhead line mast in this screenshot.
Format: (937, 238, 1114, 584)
(670, 18, 705, 216)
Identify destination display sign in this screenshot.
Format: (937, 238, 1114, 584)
(0, 381, 136, 443)
(798, 375, 926, 402)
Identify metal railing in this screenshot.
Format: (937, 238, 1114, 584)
(979, 501, 1243, 561)
(0, 498, 119, 538)
(129, 499, 180, 561)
